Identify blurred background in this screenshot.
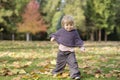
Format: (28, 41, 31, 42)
(0, 0, 120, 41)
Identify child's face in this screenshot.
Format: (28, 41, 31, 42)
(64, 24, 74, 31)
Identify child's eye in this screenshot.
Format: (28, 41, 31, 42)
(70, 24, 73, 26)
(66, 24, 69, 26)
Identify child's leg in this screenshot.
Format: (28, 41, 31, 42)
(52, 51, 66, 75)
(66, 52, 81, 78)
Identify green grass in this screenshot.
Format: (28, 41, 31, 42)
(0, 41, 120, 80)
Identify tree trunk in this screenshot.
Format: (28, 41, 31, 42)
(98, 29, 101, 42)
(0, 32, 3, 40)
(26, 33, 30, 41)
(95, 30, 98, 41)
(104, 30, 107, 41)
(90, 30, 94, 41)
(12, 33, 15, 41)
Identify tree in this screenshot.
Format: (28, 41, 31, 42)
(48, 11, 63, 34)
(17, 0, 47, 41)
(115, 0, 120, 40)
(41, 0, 60, 23)
(94, 0, 116, 41)
(40, 0, 60, 34)
(85, 0, 96, 41)
(0, 0, 13, 32)
(85, 0, 116, 41)
(0, 0, 29, 40)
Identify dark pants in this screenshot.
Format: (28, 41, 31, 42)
(52, 50, 80, 78)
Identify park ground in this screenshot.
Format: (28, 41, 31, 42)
(0, 41, 120, 80)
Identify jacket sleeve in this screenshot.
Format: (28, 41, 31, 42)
(50, 29, 61, 40)
(74, 31, 84, 47)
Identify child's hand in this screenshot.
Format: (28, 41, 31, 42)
(80, 46, 85, 52)
(50, 37, 55, 42)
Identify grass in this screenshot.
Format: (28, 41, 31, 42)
(0, 41, 120, 80)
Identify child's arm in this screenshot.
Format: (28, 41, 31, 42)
(74, 30, 85, 52)
(50, 28, 62, 42)
(74, 30, 84, 47)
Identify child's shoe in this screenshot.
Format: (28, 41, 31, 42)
(73, 76, 80, 80)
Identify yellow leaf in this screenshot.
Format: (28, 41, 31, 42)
(50, 59, 56, 65)
(61, 72, 69, 78)
(11, 69, 19, 75)
(95, 74, 100, 78)
(19, 69, 26, 74)
(12, 76, 21, 80)
(53, 73, 62, 78)
(31, 74, 40, 79)
(12, 62, 21, 68)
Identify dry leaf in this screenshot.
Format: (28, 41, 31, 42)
(12, 62, 21, 68)
(12, 76, 21, 80)
(31, 74, 40, 79)
(95, 73, 100, 78)
(53, 73, 62, 77)
(19, 69, 26, 74)
(22, 75, 30, 79)
(50, 59, 56, 65)
(94, 69, 102, 74)
(61, 72, 69, 78)
(11, 69, 19, 75)
(105, 73, 112, 78)
(1, 67, 12, 76)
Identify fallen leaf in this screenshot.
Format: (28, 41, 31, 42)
(12, 76, 21, 80)
(94, 69, 102, 74)
(105, 73, 112, 78)
(1, 67, 12, 76)
(10, 69, 19, 75)
(95, 73, 100, 78)
(19, 69, 26, 74)
(12, 62, 21, 68)
(50, 59, 56, 65)
(61, 72, 69, 78)
(31, 74, 40, 79)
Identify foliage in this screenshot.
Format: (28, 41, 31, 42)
(0, 0, 29, 33)
(40, 0, 61, 34)
(85, 0, 118, 41)
(41, 0, 60, 23)
(115, 0, 120, 34)
(17, 0, 47, 34)
(48, 11, 63, 34)
(93, 0, 116, 35)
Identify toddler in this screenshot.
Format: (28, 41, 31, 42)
(50, 15, 85, 80)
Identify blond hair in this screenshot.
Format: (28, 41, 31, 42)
(61, 15, 75, 28)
